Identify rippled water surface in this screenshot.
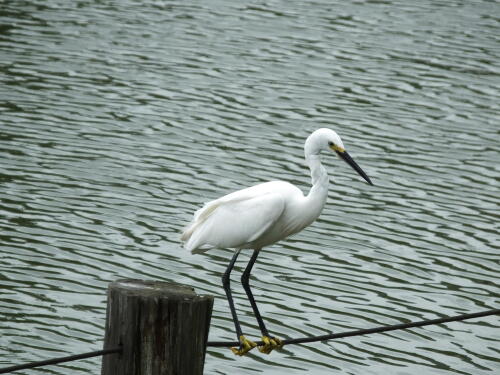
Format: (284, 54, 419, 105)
(1, 0, 499, 374)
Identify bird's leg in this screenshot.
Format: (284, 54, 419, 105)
(241, 249, 283, 354)
(222, 249, 257, 356)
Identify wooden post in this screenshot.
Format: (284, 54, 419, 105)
(101, 279, 214, 375)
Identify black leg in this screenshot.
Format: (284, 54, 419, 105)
(241, 249, 270, 337)
(222, 249, 257, 355)
(222, 249, 243, 339)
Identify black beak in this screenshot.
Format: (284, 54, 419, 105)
(336, 150, 373, 185)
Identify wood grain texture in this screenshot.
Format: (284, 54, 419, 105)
(101, 279, 214, 375)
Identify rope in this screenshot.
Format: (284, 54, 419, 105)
(207, 308, 500, 347)
(0, 309, 497, 373)
(0, 346, 122, 374)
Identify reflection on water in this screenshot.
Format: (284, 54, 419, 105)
(0, 0, 498, 374)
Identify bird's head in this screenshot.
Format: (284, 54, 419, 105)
(305, 128, 373, 185)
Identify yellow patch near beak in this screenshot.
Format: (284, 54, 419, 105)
(330, 144, 345, 153)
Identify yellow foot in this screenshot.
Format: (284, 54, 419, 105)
(231, 335, 257, 356)
(258, 335, 283, 354)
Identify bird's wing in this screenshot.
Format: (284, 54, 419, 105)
(181, 187, 286, 253)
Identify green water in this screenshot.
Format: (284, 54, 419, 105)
(1, 0, 499, 374)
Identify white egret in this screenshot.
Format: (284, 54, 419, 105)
(181, 128, 372, 355)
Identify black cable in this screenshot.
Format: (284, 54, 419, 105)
(207, 308, 500, 347)
(0, 309, 497, 373)
(0, 346, 122, 374)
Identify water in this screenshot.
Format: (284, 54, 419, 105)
(1, 0, 499, 373)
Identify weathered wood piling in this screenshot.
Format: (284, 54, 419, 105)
(101, 279, 214, 375)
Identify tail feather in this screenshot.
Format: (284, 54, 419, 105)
(180, 200, 221, 252)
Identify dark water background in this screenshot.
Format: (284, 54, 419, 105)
(1, 0, 499, 374)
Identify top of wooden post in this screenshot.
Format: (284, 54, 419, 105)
(108, 279, 209, 300)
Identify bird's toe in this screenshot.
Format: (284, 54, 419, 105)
(230, 335, 257, 356)
(258, 335, 283, 354)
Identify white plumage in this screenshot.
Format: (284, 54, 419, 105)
(181, 128, 372, 254)
(182, 181, 320, 253)
(180, 128, 372, 356)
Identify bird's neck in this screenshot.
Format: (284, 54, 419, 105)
(306, 154, 329, 201)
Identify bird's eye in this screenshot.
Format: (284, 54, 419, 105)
(328, 141, 334, 146)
